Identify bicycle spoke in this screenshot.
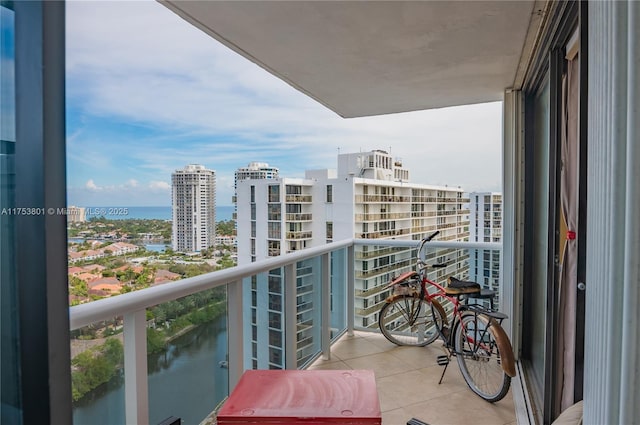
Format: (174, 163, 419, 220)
(455, 313, 510, 402)
(378, 296, 441, 346)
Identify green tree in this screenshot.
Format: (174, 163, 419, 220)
(69, 276, 88, 297)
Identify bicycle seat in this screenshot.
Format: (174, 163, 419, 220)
(445, 276, 481, 295)
(468, 288, 496, 299)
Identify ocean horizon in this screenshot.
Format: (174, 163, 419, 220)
(83, 205, 234, 221)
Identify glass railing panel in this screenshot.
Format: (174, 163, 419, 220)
(330, 248, 347, 341)
(353, 244, 417, 330)
(352, 240, 502, 333)
(295, 256, 322, 368)
(71, 322, 126, 425)
(146, 287, 228, 425)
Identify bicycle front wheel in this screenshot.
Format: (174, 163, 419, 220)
(378, 296, 441, 346)
(454, 313, 511, 402)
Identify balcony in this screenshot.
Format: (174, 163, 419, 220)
(309, 332, 516, 425)
(68, 238, 509, 424)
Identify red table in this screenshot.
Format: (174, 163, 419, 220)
(217, 370, 381, 424)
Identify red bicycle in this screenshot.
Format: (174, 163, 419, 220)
(378, 231, 516, 402)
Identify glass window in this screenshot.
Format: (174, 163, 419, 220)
(268, 185, 280, 203)
(326, 222, 333, 240)
(326, 185, 333, 203)
(267, 204, 281, 221)
(1, 5, 21, 422)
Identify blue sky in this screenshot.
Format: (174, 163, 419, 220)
(66, 0, 502, 207)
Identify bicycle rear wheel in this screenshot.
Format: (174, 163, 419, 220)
(454, 313, 511, 402)
(378, 296, 441, 346)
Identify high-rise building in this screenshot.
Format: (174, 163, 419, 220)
(469, 192, 502, 243)
(236, 150, 469, 369)
(66, 206, 86, 223)
(468, 192, 502, 304)
(232, 162, 279, 220)
(234, 162, 279, 188)
(171, 164, 216, 253)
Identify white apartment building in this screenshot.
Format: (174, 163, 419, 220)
(234, 162, 279, 187)
(236, 150, 469, 369)
(468, 192, 502, 305)
(469, 192, 502, 243)
(66, 206, 86, 223)
(171, 164, 216, 253)
(232, 162, 279, 221)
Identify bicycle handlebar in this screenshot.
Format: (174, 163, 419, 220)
(416, 231, 443, 271)
(424, 231, 440, 242)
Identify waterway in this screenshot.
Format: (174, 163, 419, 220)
(72, 314, 229, 425)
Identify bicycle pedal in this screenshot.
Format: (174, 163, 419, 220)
(437, 355, 449, 366)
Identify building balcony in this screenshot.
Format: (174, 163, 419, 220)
(285, 231, 313, 240)
(354, 212, 412, 221)
(355, 194, 412, 203)
(308, 331, 515, 425)
(285, 213, 313, 221)
(68, 238, 509, 424)
(285, 194, 313, 203)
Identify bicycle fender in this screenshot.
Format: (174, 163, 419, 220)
(385, 271, 419, 288)
(383, 295, 449, 327)
(489, 318, 516, 377)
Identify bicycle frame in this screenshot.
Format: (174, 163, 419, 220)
(380, 231, 516, 402)
(383, 234, 516, 378)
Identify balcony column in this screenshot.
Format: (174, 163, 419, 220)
(123, 310, 149, 425)
(585, 2, 640, 423)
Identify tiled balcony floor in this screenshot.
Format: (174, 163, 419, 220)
(309, 331, 516, 425)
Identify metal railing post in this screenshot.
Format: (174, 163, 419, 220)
(347, 244, 355, 336)
(321, 253, 331, 360)
(227, 280, 244, 390)
(123, 309, 149, 425)
(284, 263, 297, 369)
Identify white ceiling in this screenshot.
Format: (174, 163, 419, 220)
(162, 1, 535, 118)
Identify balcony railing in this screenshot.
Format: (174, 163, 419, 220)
(69, 238, 500, 424)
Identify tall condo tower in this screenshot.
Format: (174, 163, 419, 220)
(172, 164, 216, 253)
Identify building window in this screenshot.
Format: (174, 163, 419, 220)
(268, 222, 281, 239)
(268, 240, 280, 257)
(268, 204, 281, 221)
(268, 293, 282, 311)
(268, 185, 280, 203)
(326, 221, 333, 240)
(326, 185, 333, 203)
(269, 330, 283, 347)
(268, 276, 281, 293)
(250, 185, 255, 203)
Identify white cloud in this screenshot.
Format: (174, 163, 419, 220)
(85, 179, 100, 191)
(66, 1, 503, 206)
(149, 181, 170, 191)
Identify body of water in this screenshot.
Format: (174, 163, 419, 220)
(72, 314, 229, 425)
(83, 206, 234, 221)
